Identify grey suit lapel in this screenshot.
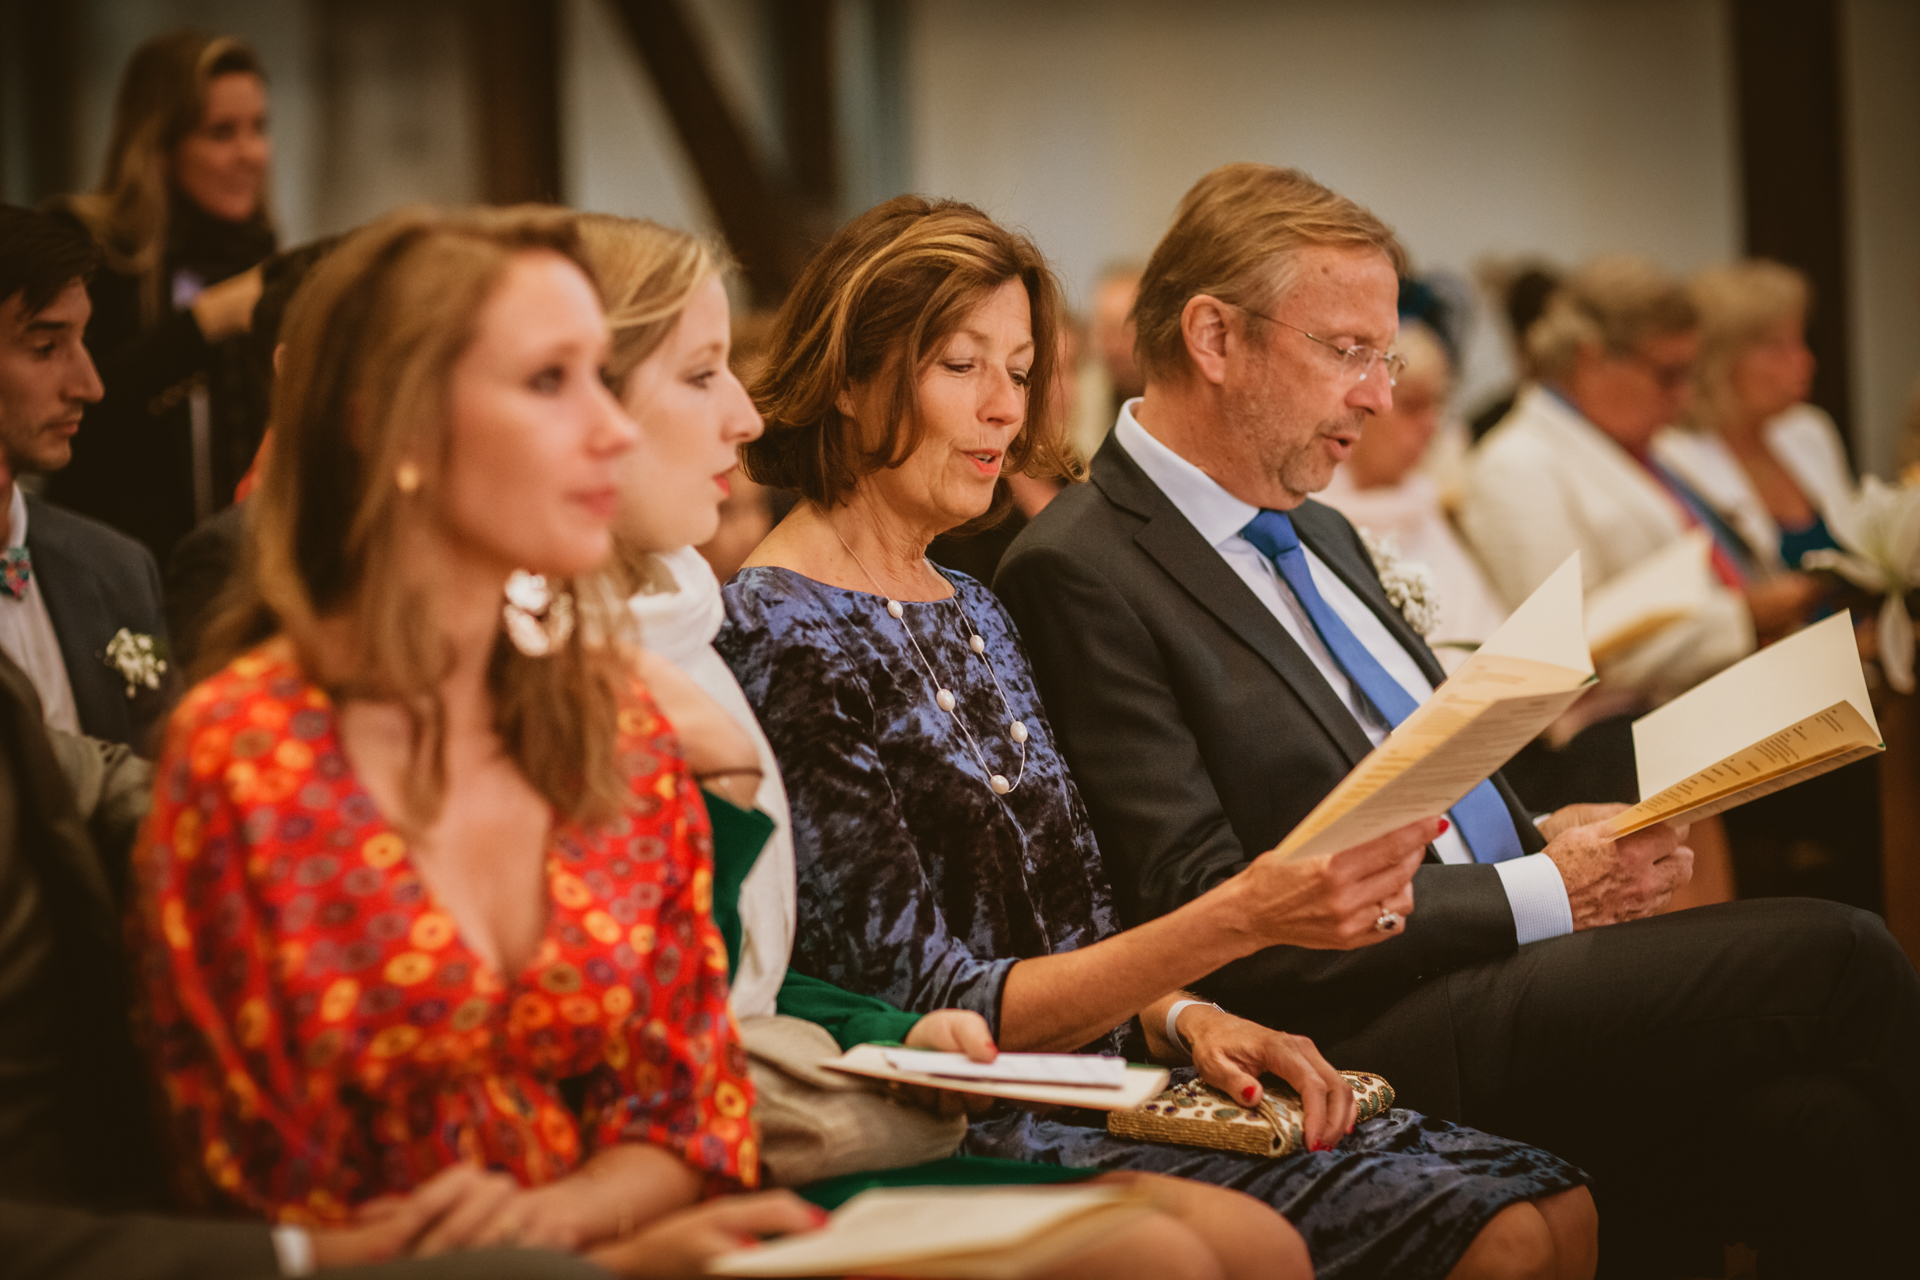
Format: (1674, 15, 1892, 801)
(1090, 440, 1377, 767)
(25, 503, 126, 744)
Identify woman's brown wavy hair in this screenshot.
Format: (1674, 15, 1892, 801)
(741, 194, 1077, 511)
(197, 205, 632, 829)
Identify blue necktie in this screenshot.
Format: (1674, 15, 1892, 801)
(1241, 509, 1524, 864)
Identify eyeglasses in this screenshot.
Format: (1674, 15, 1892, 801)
(1620, 348, 1695, 392)
(1237, 305, 1407, 387)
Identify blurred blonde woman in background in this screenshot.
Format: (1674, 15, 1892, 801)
(1655, 261, 1853, 608)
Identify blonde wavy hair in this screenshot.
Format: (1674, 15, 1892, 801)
(198, 206, 633, 828)
(573, 213, 723, 594)
(1686, 259, 1810, 432)
(64, 30, 274, 326)
(1525, 255, 1697, 384)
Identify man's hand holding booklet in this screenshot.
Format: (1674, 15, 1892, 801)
(1270, 551, 1882, 863)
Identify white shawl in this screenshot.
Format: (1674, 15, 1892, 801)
(628, 547, 796, 1018)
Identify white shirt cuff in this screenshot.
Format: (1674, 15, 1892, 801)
(271, 1225, 315, 1277)
(1494, 853, 1573, 946)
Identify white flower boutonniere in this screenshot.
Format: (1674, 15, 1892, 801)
(1357, 528, 1441, 637)
(104, 628, 169, 698)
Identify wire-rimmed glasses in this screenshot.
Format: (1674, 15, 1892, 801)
(1237, 305, 1407, 387)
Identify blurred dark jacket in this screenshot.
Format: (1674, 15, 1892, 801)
(0, 646, 164, 1211)
(45, 200, 272, 565)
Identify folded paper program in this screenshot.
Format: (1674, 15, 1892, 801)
(880, 1049, 1129, 1089)
(824, 1045, 1170, 1110)
(1275, 554, 1596, 861)
(1609, 610, 1883, 836)
(708, 1185, 1154, 1279)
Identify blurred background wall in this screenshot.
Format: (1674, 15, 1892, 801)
(3, 0, 1915, 473)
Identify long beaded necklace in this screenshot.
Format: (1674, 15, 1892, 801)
(828, 520, 1029, 795)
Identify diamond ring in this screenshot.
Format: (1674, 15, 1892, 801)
(1374, 907, 1404, 933)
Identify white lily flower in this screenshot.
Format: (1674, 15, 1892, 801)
(1801, 476, 1920, 693)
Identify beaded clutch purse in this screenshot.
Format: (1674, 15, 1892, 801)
(1107, 1072, 1395, 1157)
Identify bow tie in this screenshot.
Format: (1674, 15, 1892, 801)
(0, 547, 30, 601)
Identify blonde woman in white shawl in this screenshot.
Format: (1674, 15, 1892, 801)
(579, 213, 1310, 1280)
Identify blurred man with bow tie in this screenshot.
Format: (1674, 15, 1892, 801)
(0, 206, 170, 755)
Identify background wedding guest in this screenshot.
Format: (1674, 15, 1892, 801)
(136, 207, 810, 1263)
(1467, 261, 1561, 442)
(163, 236, 341, 671)
(1656, 260, 1852, 578)
(1656, 260, 1880, 912)
(723, 193, 1595, 1280)
(1318, 321, 1507, 672)
(1462, 255, 1765, 708)
(0, 205, 171, 754)
(1067, 261, 1144, 459)
(47, 30, 276, 565)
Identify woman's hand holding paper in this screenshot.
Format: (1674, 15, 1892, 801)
(891, 1008, 1003, 1117)
(1233, 816, 1439, 951)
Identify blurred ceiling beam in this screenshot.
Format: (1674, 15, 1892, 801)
(1, 0, 83, 203)
(1731, 0, 1853, 445)
(607, 0, 826, 303)
(777, 0, 839, 233)
(470, 0, 564, 204)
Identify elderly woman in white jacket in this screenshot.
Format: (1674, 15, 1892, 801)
(1462, 256, 1777, 708)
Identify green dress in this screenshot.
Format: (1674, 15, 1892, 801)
(703, 791, 1088, 1208)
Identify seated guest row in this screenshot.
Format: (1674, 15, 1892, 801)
(5, 168, 1918, 1280)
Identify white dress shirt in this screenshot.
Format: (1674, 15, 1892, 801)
(0, 485, 80, 734)
(1114, 403, 1572, 944)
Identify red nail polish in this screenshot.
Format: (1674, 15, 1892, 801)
(1242, 1085, 1258, 1103)
(1437, 817, 1450, 835)
(809, 1207, 830, 1226)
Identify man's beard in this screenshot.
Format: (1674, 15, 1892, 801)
(1268, 409, 1366, 500)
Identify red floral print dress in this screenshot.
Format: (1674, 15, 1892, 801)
(133, 644, 757, 1224)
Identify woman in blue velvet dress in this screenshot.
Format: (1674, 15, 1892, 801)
(715, 195, 1596, 1280)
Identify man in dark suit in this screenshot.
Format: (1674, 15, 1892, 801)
(0, 206, 171, 755)
(997, 164, 1920, 1277)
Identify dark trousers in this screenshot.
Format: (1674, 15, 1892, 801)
(1319, 898, 1920, 1278)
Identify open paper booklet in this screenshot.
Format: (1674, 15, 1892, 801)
(1274, 555, 1597, 860)
(1585, 530, 1715, 663)
(1606, 610, 1883, 836)
(707, 1185, 1153, 1279)
(823, 1044, 1170, 1111)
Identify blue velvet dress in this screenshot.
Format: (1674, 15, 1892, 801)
(719, 565, 1586, 1280)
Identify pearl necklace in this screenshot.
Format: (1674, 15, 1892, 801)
(828, 522, 1029, 795)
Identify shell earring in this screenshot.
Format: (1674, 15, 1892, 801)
(503, 570, 575, 656)
(395, 462, 422, 494)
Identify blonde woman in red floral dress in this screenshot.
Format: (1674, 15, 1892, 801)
(132, 207, 818, 1274)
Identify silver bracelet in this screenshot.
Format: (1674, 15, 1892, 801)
(1164, 999, 1222, 1056)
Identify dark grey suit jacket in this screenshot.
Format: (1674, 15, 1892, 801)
(996, 434, 1545, 1067)
(25, 495, 172, 755)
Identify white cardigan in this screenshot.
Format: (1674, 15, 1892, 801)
(1651, 403, 1856, 574)
(628, 547, 796, 1020)
(1461, 384, 1755, 705)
